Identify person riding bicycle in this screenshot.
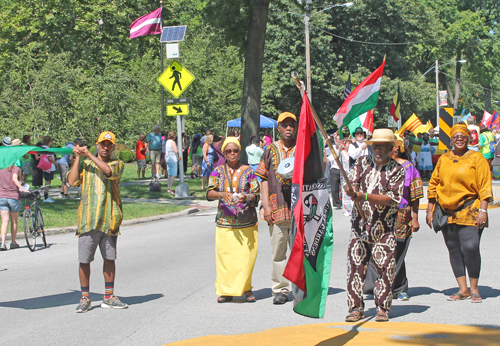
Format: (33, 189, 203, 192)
(67, 131, 127, 313)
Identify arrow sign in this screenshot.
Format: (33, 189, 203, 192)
(166, 103, 189, 116)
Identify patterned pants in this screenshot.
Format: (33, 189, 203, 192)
(347, 231, 396, 313)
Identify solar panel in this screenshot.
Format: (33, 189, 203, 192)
(160, 26, 187, 43)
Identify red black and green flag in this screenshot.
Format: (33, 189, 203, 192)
(283, 93, 334, 319)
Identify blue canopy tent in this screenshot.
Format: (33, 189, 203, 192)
(226, 115, 277, 141)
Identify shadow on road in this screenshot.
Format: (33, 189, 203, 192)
(0, 291, 163, 310)
(364, 304, 430, 319)
(408, 286, 441, 297)
(328, 287, 345, 296)
(252, 288, 272, 300)
(316, 319, 374, 346)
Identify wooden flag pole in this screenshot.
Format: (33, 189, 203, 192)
(291, 72, 366, 222)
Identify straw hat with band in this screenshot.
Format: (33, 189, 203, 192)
(365, 129, 403, 147)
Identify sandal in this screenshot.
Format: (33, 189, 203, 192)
(245, 291, 256, 303)
(345, 308, 364, 322)
(217, 296, 233, 303)
(375, 310, 389, 322)
(447, 293, 470, 301)
(470, 294, 483, 303)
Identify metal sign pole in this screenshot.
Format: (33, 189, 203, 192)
(175, 114, 190, 197)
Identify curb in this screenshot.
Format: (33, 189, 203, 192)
(4, 207, 203, 241)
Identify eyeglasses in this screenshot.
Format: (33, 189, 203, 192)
(225, 149, 240, 154)
(452, 135, 468, 140)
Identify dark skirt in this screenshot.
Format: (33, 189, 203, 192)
(31, 156, 43, 187)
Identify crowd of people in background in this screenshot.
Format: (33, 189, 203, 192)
(131, 125, 270, 193)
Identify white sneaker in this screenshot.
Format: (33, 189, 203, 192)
(58, 192, 64, 199)
(43, 197, 55, 203)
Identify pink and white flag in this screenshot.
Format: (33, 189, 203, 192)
(129, 8, 162, 39)
(481, 110, 493, 127)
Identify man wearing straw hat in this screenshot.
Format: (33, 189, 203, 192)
(343, 128, 405, 323)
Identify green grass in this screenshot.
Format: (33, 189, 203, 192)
(13, 199, 187, 229)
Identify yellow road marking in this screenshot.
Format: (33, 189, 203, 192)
(166, 322, 500, 346)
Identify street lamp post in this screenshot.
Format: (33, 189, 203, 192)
(299, 1, 353, 101)
(421, 59, 466, 128)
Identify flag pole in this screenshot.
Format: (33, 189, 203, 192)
(160, 0, 165, 132)
(291, 72, 366, 222)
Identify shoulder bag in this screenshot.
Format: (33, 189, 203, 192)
(432, 198, 476, 233)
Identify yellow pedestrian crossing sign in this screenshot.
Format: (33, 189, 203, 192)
(157, 61, 195, 98)
(167, 103, 189, 116)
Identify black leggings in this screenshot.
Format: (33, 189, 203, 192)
(442, 224, 483, 279)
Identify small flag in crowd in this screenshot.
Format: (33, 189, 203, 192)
(333, 60, 385, 130)
(343, 73, 351, 100)
(389, 82, 401, 122)
(129, 8, 162, 39)
(283, 93, 334, 319)
(490, 111, 500, 131)
(481, 110, 494, 128)
(396, 113, 426, 135)
(348, 110, 374, 136)
(424, 120, 433, 132)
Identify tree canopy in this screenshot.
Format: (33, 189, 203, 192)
(1, 0, 499, 148)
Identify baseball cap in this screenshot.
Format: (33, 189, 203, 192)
(2, 137, 12, 146)
(97, 131, 116, 144)
(277, 112, 297, 123)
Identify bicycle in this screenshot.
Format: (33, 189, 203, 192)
(21, 186, 48, 252)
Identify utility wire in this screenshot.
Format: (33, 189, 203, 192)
(310, 24, 437, 46)
(439, 70, 500, 95)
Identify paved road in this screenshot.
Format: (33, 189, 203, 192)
(1, 208, 499, 346)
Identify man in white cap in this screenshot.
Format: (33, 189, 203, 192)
(343, 128, 405, 323)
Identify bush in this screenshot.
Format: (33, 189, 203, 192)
(118, 150, 134, 163)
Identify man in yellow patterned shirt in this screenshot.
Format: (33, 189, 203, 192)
(68, 131, 126, 313)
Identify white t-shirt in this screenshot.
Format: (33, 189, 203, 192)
(165, 139, 178, 163)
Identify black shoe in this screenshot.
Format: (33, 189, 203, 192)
(273, 293, 287, 305)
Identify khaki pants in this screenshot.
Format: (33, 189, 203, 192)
(269, 220, 292, 296)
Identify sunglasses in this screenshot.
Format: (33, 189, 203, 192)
(452, 135, 468, 140)
(225, 149, 240, 154)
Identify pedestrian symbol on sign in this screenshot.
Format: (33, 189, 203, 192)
(157, 61, 195, 98)
(170, 67, 182, 91)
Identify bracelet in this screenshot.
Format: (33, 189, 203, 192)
(426, 210, 433, 213)
(364, 193, 368, 201)
(478, 208, 487, 213)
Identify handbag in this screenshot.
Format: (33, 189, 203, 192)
(211, 144, 220, 163)
(432, 198, 476, 233)
(37, 154, 52, 172)
(149, 178, 161, 192)
(223, 164, 257, 224)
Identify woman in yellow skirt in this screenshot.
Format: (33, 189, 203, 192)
(206, 137, 260, 303)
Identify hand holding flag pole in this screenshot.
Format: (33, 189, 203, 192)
(291, 72, 366, 222)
